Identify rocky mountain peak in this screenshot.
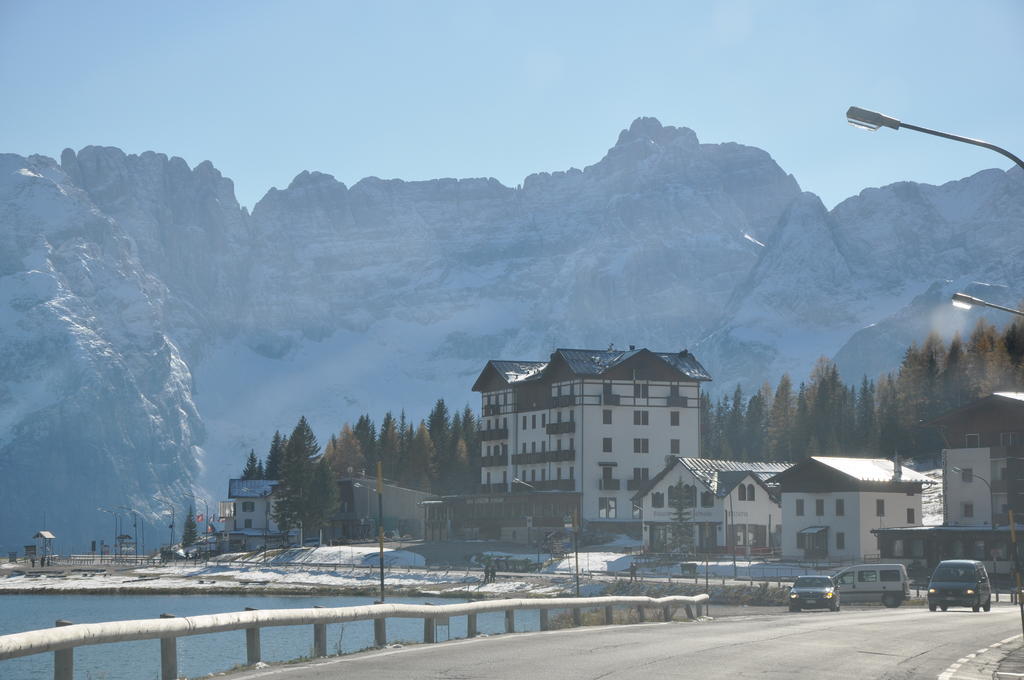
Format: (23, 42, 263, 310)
(614, 116, 699, 149)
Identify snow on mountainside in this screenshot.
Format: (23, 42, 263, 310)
(0, 118, 1021, 553)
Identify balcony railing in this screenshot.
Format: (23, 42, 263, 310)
(599, 479, 621, 490)
(602, 393, 620, 406)
(482, 404, 501, 416)
(550, 395, 576, 408)
(479, 428, 509, 442)
(512, 450, 576, 465)
(626, 479, 648, 491)
(531, 479, 575, 491)
(479, 454, 509, 468)
(545, 421, 576, 435)
(666, 395, 687, 407)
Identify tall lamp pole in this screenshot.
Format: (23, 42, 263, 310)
(117, 506, 141, 559)
(951, 293, 1024, 318)
(846, 106, 1024, 171)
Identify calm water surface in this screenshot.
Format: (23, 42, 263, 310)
(0, 593, 541, 679)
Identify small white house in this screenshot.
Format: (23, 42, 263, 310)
(223, 479, 284, 551)
(771, 457, 932, 562)
(632, 458, 790, 553)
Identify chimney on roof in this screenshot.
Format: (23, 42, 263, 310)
(892, 451, 902, 482)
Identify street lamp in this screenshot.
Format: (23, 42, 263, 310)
(951, 292, 1024, 318)
(96, 507, 119, 560)
(116, 506, 143, 560)
(846, 106, 1024, 171)
(513, 477, 580, 596)
(155, 497, 176, 556)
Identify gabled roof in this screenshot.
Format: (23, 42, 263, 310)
(228, 479, 278, 498)
(490, 361, 549, 384)
(810, 457, 933, 484)
(471, 360, 548, 391)
(554, 348, 712, 381)
(634, 457, 792, 500)
(926, 391, 1024, 427)
(473, 347, 711, 392)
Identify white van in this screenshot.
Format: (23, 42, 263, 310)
(834, 564, 910, 607)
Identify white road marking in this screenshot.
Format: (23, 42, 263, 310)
(938, 633, 1022, 679)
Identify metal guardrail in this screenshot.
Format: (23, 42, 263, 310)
(0, 594, 709, 680)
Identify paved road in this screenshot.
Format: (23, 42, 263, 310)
(227, 604, 1024, 680)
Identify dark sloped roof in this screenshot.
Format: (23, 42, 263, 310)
(555, 348, 712, 381)
(474, 347, 711, 392)
(490, 361, 548, 384)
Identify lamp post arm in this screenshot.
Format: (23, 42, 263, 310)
(899, 122, 1024, 171)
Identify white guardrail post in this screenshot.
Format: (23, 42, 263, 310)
(0, 594, 710, 676)
(159, 614, 176, 680)
(53, 620, 73, 680)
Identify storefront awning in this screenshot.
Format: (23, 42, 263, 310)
(798, 526, 829, 535)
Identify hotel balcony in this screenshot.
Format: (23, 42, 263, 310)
(512, 449, 576, 465)
(545, 421, 575, 435)
(598, 478, 621, 490)
(479, 428, 509, 442)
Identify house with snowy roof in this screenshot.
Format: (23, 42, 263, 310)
(464, 346, 711, 540)
(631, 457, 791, 553)
(769, 457, 931, 562)
(223, 479, 284, 551)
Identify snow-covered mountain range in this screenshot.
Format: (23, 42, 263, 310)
(1, 117, 1021, 553)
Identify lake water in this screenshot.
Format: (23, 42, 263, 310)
(0, 593, 542, 679)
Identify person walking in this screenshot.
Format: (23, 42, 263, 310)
(629, 562, 638, 582)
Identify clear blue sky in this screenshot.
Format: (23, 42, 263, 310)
(2, 1, 1021, 209)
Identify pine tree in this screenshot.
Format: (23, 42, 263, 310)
(876, 375, 903, 458)
(792, 383, 812, 459)
(404, 422, 434, 490)
(427, 399, 452, 491)
(743, 388, 767, 461)
(353, 415, 378, 471)
(265, 431, 286, 480)
(765, 375, 794, 461)
(667, 480, 694, 555)
(182, 506, 198, 548)
(304, 457, 340, 539)
(854, 376, 876, 452)
(241, 450, 261, 480)
(725, 385, 745, 460)
(378, 412, 400, 480)
(272, 416, 320, 538)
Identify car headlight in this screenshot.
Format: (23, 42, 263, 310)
(928, 588, 937, 594)
(790, 593, 799, 599)
(965, 589, 975, 595)
(824, 592, 834, 599)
